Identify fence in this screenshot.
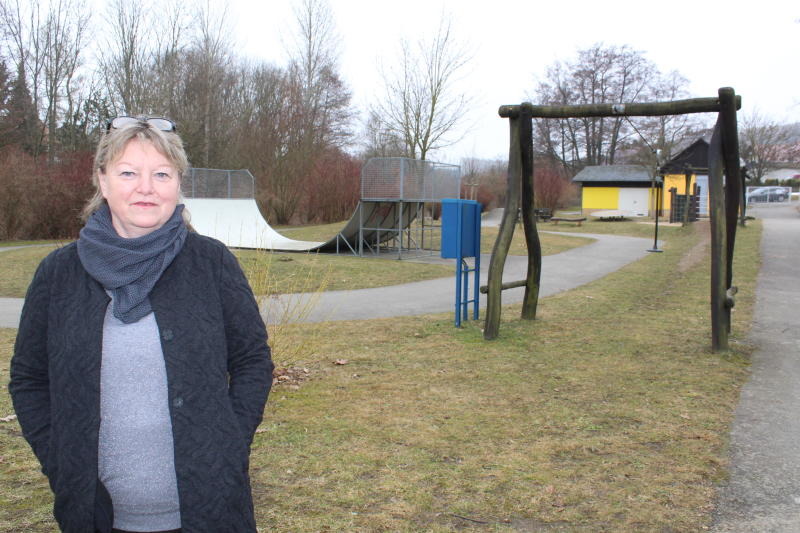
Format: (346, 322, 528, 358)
(182, 168, 255, 199)
(360, 157, 461, 202)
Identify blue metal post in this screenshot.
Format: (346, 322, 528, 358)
(454, 202, 463, 327)
(461, 259, 469, 322)
(473, 212, 480, 320)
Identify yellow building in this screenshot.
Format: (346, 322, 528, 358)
(573, 139, 713, 219)
(573, 164, 661, 217)
(659, 139, 710, 217)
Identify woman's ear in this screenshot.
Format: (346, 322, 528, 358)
(98, 171, 109, 199)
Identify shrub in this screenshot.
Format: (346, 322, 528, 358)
(0, 146, 94, 240)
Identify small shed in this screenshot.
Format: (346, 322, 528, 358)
(659, 139, 710, 216)
(572, 164, 655, 217)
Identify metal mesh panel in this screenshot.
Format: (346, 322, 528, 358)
(426, 162, 461, 201)
(361, 157, 460, 202)
(182, 168, 255, 199)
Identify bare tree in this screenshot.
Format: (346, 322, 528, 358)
(646, 70, 700, 158)
(0, 58, 15, 145)
(531, 43, 692, 174)
(1, 0, 47, 154)
(373, 17, 471, 160)
(98, 0, 149, 114)
(189, 0, 234, 167)
(39, 0, 91, 160)
(287, 0, 352, 149)
(146, 0, 190, 117)
(0, 0, 91, 159)
(460, 156, 482, 201)
(250, 0, 353, 224)
(360, 109, 404, 160)
(740, 110, 797, 183)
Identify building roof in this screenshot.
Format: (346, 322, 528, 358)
(572, 164, 652, 183)
(660, 138, 709, 174)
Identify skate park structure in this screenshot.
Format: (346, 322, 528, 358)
(182, 158, 461, 257)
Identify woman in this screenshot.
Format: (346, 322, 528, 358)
(9, 116, 274, 533)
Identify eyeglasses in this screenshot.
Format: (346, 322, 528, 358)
(106, 116, 177, 132)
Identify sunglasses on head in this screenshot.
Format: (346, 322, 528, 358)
(106, 116, 177, 132)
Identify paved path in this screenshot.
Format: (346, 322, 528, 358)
(0, 233, 652, 328)
(712, 203, 800, 532)
(0, 244, 57, 329)
(481, 207, 505, 227)
(0, 244, 57, 254)
(262, 232, 651, 324)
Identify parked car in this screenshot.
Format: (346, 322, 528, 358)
(746, 186, 790, 203)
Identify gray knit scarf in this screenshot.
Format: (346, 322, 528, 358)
(77, 203, 188, 324)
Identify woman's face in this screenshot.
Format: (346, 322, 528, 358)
(99, 138, 181, 238)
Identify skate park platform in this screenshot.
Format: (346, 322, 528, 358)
(183, 159, 460, 256)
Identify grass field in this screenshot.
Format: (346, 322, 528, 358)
(0, 228, 591, 298)
(0, 241, 64, 248)
(0, 219, 761, 531)
(541, 215, 683, 239)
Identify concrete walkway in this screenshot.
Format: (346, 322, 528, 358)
(712, 203, 800, 532)
(481, 207, 505, 227)
(0, 233, 652, 328)
(262, 232, 650, 324)
(0, 244, 57, 330)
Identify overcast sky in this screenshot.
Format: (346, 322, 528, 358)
(227, 0, 799, 164)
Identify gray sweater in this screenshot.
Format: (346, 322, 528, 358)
(98, 299, 181, 531)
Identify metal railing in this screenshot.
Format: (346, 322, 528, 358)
(182, 168, 256, 199)
(361, 157, 461, 202)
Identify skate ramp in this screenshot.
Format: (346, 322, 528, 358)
(184, 198, 423, 252)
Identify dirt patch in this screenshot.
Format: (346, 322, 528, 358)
(677, 220, 711, 273)
(272, 366, 312, 389)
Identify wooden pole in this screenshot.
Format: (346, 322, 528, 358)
(519, 107, 541, 320)
(708, 119, 728, 351)
(484, 116, 522, 340)
(739, 170, 747, 227)
(499, 96, 741, 119)
(683, 166, 692, 226)
(718, 88, 742, 327)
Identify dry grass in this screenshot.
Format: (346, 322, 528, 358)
(0, 221, 761, 531)
(274, 221, 346, 242)
(0, 329, 58, 532)
(0, 231, 590, 298)
(242, 221, 759, 531)
(277, 219, 594, 257)
(0, 241, 59, 248)
(0, 245, 64, 298)
(541, 216, 684, 239)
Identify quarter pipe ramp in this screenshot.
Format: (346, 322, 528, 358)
(183, 198, 424, 253)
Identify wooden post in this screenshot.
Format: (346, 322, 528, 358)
(519, 107, 541, 320)
(683, 166, 692, 226)
(739, 170, 747, 227)
(718, 88, 741, 326)
(484, 115, 522, 340)
(668, 187, 677, 223)
(499, 96, 740, 119)
(708, 119, 728, 351)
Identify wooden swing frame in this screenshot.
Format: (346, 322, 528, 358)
(484, 87, 742, 352)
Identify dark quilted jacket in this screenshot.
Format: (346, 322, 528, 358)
(9, 232, 274, 533)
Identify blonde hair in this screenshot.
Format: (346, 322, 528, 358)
(81, 118, 191, 223)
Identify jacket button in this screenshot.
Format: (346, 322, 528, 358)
(162, 328, 174, 341)
(172, 397, 183, 408)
